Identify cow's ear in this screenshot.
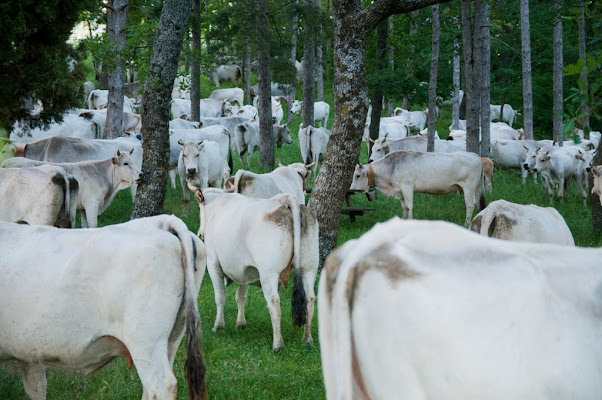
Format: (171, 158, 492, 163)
(523, 145, 529, 151)
(198, 141, 204, 150)
(178, 139, 185, 147)
(129, 148, 134, 155)
(384, 145, 390, 151)
(111, 156, 119, 165)
(117, 150, 121, 157)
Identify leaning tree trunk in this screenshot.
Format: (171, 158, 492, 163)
(451, 16, 461, 130)
(520, 0, 534, 140)
(131, 0, 192, 219)
(287, 0, 300, 124)
(302, 0, 316, 131)
(427, 4, 439, 153)
(479, 1, 491, 158)
(105, 0, 128, 139)
(190, 0, 201, 122)
(316, 0, 324, 102)
(308, 0, 449, 265)
(369, 20, 388, 153)
(552, 0, 563, 145)
(256, 0, 273, 172)
(461, 0, 483, 155)
(387, 17, 395, 116)
(578, 0, 590, 136)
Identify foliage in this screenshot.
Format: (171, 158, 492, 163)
(0, 0, 97, 131)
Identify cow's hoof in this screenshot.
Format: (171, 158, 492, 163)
(272, 344, 284, 354)
(212, 324, 224, 332)
(302, 336, 313, 346)
(236, 323, 246, 330)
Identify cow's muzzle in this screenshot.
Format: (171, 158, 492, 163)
(523, 163, 529, 170)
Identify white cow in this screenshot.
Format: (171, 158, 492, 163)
(252, 95, 285, 125)
(224, 162, 314, 204)
(290, 100, 330, 128)
(10, 113, 103, 143)
(351, 150, 486, 227)
(169, 118, 201, 130)
(319, 217, 602, 400)
(171, 98, 231, 120)
(209, 65, 242, 87)
(178, 139, 230, 216)
(592, 165, 602, 204)
(0, 215, 207, 400)
(490, 104, 518, 127)
(470, 199, 575, 245)
(209, 88, 244, 107)
(532, 148, 581, 204)
(0, 164, 78, 228)
(226, 105, 258, 119)
(87, 89, 134, 112)
(234, 121, 293, 169)
(490, 139, 539, 184)
(393, 109, 427, 132)
(171, 74, 191, 100)
(250, 82, 294, 98)
(188, 186, 319, 352)
(2, 150, 142, 228)
(298, 125, 330, 176)
(368, 136, 465, 163)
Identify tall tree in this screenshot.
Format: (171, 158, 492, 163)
(308, 0, 449, 264)
(316, 0, 324, 102)
(451, 16, 461, 130)
(461, 0, 483, 154)
(388, 17, 395, 116)
(287, 0, 300, 124)
(190, 0, 201, 122)
(131, 0, 192, 219)
(402, 10, 420, 110)
(256, 0, 274, 171)
(105, 0, 129, 140)
(520, 0, 534, 140)
(578, 0, 590, 136)
(427, 4, 439, 153)
(302, 0, 317, 130)
(245, 41, 252, 105)
(479, 1, 491, 157)
(552, 0, 563, 145)
(368, 20, 388, 150)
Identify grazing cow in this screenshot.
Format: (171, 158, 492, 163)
(87, 89, 134, 113)
(592, 166, 602, 204)
(532, 149, 580, 204)
(490, 104, 518, 127)
(178, 139, 230, 216)
(226, 105, 258, 119)
(252, 96, 286, 125)
(234, 121, 293, 169)
(209, 88, 244, 107)
(319, 217, 602, 400)
(0, 164, 78, 228)
(188, 186, 319, 352)
(393, 109, 427, 132)
(470, 199, 574, 245)
(351, 150, 486, 227)
(0, 215, 207, 400)
(169, 119, 201, 130)
(298, 125, 330, 176)
(209, 65, 242, 87)
(169, 126, 232, 189)
(368, 136, 465, 163)
(290, 100, 330, 128)
(489, 139, 539, 184)
(3, 150, 142, 228)
(171, 99, 231, 120)
(224, 162, 314, 204)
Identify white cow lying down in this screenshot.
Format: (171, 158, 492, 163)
(319, 217, 602, 400)
(470, 199, 575, 246)
(0, 215, 207, 400)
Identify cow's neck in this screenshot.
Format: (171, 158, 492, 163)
(367, 164, 376, 188)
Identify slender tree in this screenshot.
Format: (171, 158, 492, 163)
(388, 16, 395, 116)
(316, 0, 324, 102)
(552, 0, 563, 145)
(520, 0, 533, 140)
(427, 4, 439, 153)
(288, 0, 300, 124)
(308, 0, 449, 264)
(578, 0, 590, 136)
(368, 20, 388, 150)
(105, 0, 129, 139)
(131, 0, 192, 219)
(479, 1, 491, 157)
(256, 0, 274, 171)
(451, 16, 461, 130)
(190, 0, 201, 122)
(302, 0, 317, 130)
(245, 41, 252, 105)
(402, 10, 420, 110)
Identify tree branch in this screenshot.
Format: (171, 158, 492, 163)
(356, 0, 451, 36)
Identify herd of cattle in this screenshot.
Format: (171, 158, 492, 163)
(2, 70, 602, 398)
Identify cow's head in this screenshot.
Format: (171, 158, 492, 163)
(369, 138, 389, 163)
(179, 139, 204, 180)
(350, 164, 369, 192)
(522, 146, 539, 171)
(112, 148, 143, 186)
(532, 151, 550, 173)
(291, 100, 302, 115)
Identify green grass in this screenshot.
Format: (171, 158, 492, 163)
(2, 99, 601, 399)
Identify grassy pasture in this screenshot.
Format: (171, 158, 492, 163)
(1, 94, 601, 399)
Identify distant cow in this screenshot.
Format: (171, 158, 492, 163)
(234, 120, 293, 169)
(319, 217, 602, 400)
(0, 215, 207, 400)
(470, 199, 574, 245)
(298, 125, 331, 176)
(209, 65, 242, 87)
(87, 89, 134, 113)
(291, 100, 330, 128)
(368, 136, 465, 163)
(592, 166, 602, 204)
(0, 164, 78, 228)
(209, 88, 244, 107)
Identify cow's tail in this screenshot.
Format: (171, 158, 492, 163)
(51, 169, 78, 228)
(160, 216, 207, 400)
(278, 194, 306, 328)
(231, 169, 246, 193)
(224, 128, 233, 171)
(478, 162, 487, 211)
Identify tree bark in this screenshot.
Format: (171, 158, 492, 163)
(302, 0, 316, 130)
(204, 0, 210, 52)
(190, 0, 201, 122)
(427, 4, 439, 153)
(553, 0, 563, 145)
(369, 20, 388, 151)
(578, 0, 590, 136)
(245, 41, 252, 105)
(131, 0, 192, 219)
(387, 17, 395, 116)
(451, 16, 461, 131)
(287, 0, 299, 124)
(105, 0, 129, 139)
(402, 10, 419, 110)
(520, 0, 534, 140)
(256, 0, 273, 171)
(479, 1, 490, 158)
(316, 0, 324, 102)
(308, 0, 449, 265)
(461, 0, 482, 155)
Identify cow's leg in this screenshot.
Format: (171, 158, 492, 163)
(80, 209, 89, 229)
(134, 343, 178, 400)
(260, 274, 284, 352)
(83, 202, 100, 228)
(207, 257, 226, 331)
(521, 166, 528, 184)
(462, 187, 476, 228)
(301, 269, 318, 345)
(18, 361, 47, 400)
(130, 183, 138, 202)
(235, 284, 249, 329)
(558, 178, 565, 202)
(180, 174, 190, 217)
(169, 168, 177, 189)
(246, 149, 252, 169)
(532, 171, 538, 185)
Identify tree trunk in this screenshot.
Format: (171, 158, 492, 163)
(427, 4, 439, 153)
(461, 0, 482, 155)
(105, 0, 128, 139)
(402, 10, 420, 110)
(451, 16, 461, 130)
(190, 0, 201, 122)
(245, 41, 252, 105)
(288, 0, 299, 124)
(204, 0, 210, 52)
(553, 0, 563, 145)
(302, 0, 316, 130)
(387, 17, 395, 116)
(316, 0, 324, 102)
(369, 20, 388, 152)
(520, 0, 533, 140)
(578, 0, 590, 136)
(131, 0, 192, 219)
(308, 0, 449, 265)
(479, 1, 490, 158)
(256, 0, 273, 172)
